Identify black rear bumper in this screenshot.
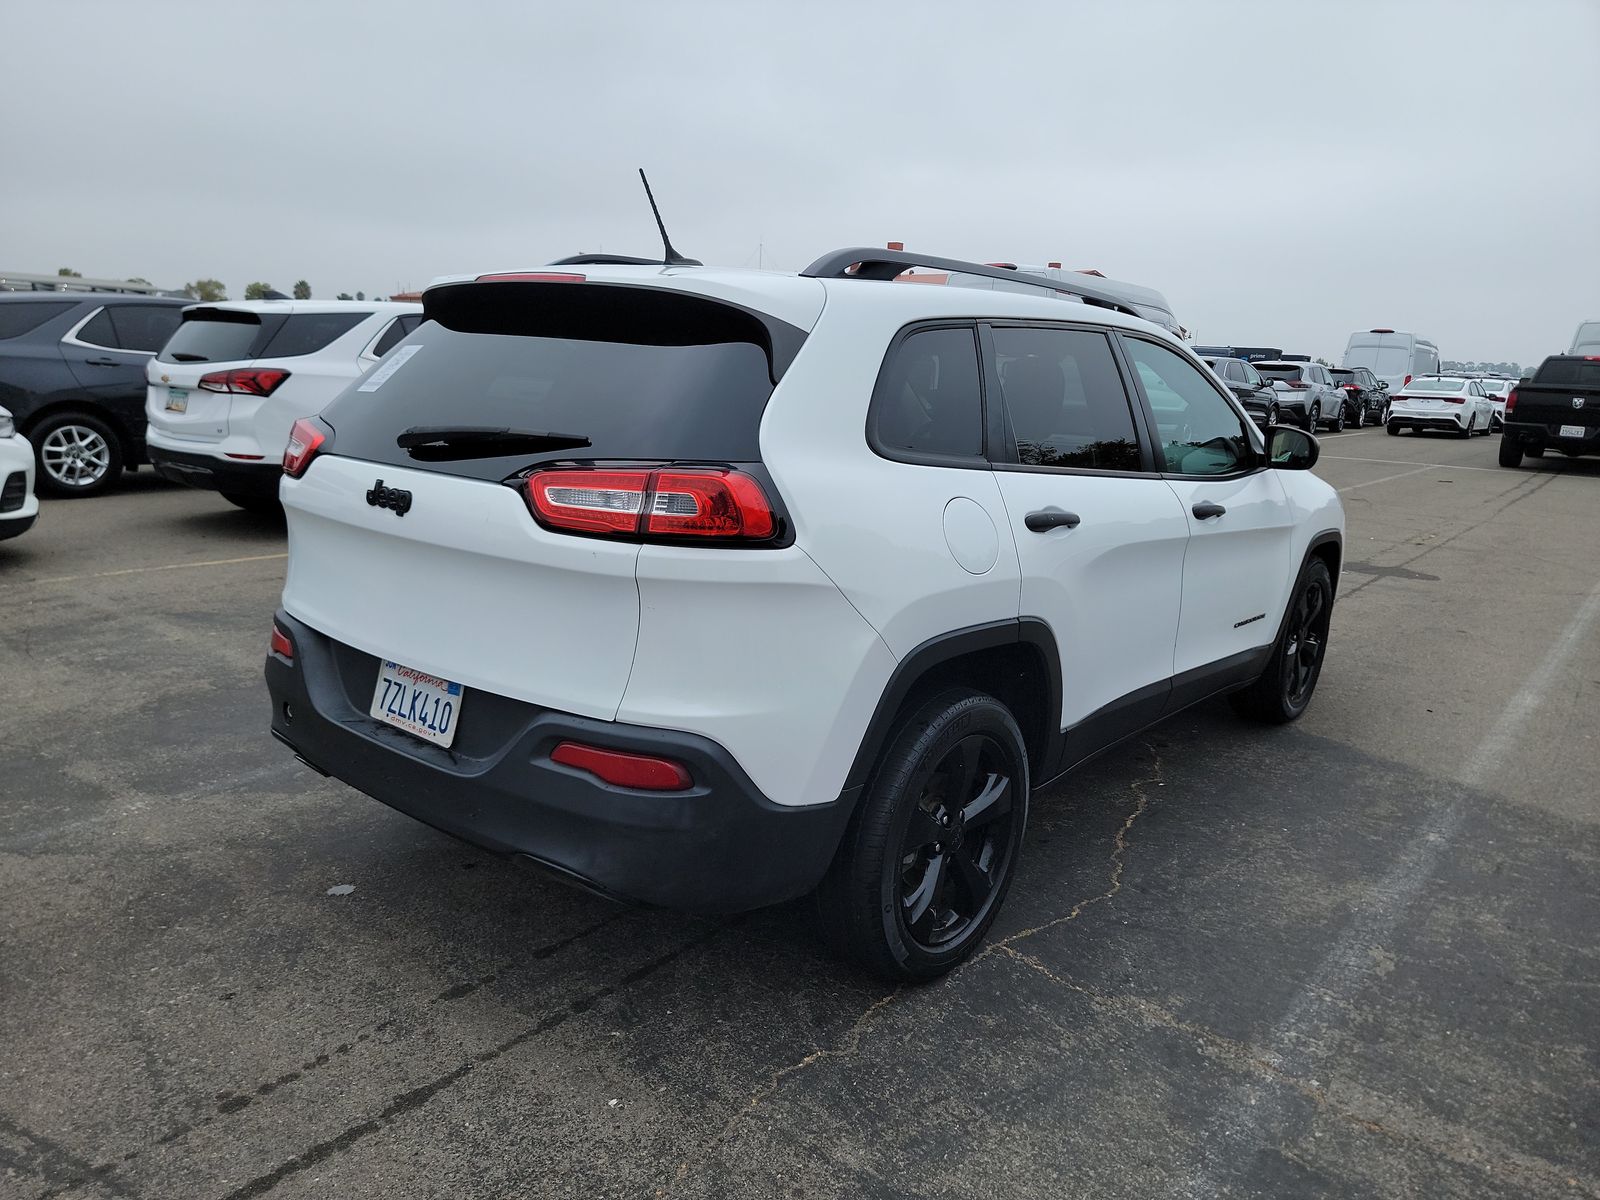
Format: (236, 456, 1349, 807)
(0, 512, 37, 541)
(148, 445, 282, 497)
(1503, 419, 1600, 456)
(264, 610, 857, 913)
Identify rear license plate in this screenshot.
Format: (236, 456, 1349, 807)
(1559, 424, 1586, 439)
(165, 388, 189, 413)
(370, 660, 462, 748)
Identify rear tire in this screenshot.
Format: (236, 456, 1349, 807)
(221, 491, 282, 516)
(1306, 402, 1320, 431)
(1229, 557, 1334, 725)
(1457, 415, 1474, 439)
(1498, 437, 1524, 468)
(816, 689, 1029, 982)
(1386, 420, 1401, 436)
(1328, 407, 1345, 433)
(1352, 404, 1365, 429)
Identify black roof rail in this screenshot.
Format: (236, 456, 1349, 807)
(549, 252, 703, 267)
(799, 247, 1142, 319)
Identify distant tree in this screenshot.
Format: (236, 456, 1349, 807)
(184, 278, 226, 301)
(355, 291, 365, 301)
(293, 279, 311, 300)
(243, 281, 274, 300)
(125, 277, 151, 285)
(57, 267, 82, 277)
(336, 292, 353, 301)
(1315, 357, 1334, 368)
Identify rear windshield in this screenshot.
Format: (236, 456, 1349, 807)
(158, 309, 364, 363)
(0, 300, 78, 340)
(319, 282, 802, 483)
(1535, 358, 1600, 387)
(1406, 378, 1466, 393)
(1255, 365, 1304, 382)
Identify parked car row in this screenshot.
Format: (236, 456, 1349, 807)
(0, 292, 420, 502)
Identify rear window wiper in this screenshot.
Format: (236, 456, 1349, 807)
(396, 426, 591, 461)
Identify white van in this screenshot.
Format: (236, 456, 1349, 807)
(1342, 330, 1440, 395)
(1570, 320, 1600, 355)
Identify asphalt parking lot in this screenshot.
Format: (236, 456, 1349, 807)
(3, 430, 1597, 1200)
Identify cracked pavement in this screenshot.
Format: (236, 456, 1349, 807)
(2, 432, 1597, 1199)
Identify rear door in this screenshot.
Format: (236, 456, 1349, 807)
(149, 308, 282, 442)
(1119, 334, 1296, 691)
(984, 323, 1189, 743)
(61, 304, 183, 443)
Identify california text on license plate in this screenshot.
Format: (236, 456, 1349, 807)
(371, 660, 462, 748)
(165, 387, 188, 412)
(1559, 424, 1586, 439)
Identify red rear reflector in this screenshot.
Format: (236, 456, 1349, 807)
(282, 417, 327, 478)
(199, 368, 290, 396)
(225, 453, 266, 460)
(1506, 389, 1518, 413)
(269, 624, 293, 661)
(474, 272, 586, 283)
(523, 467, 776, 542)
(551, 741, 692, 791)
(1287, 380, 1310, 388)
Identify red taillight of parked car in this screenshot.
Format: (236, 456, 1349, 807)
(550, 741, 693, 791)
(268, 623, 293, 662)
(523, 466, 776, 542)
(1286, 380, 1310, 389)
(1403, 374, 1413, 387)
(282, 417, 329, 478)
(1505, 389, 1518, 414)
(198, 367, 290, 396)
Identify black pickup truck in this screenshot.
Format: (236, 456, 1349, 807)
(1499, 355, 1600, 467)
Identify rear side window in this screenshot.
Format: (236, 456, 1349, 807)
(74, 309, 119, 348)
(368, 314, 423, 359)
(870, 326, 984, 460)
(259, 312, 365, 359)
(110, 305, 184, 353)
(0, 300, 77, 340)
(992, 327, 1142, 472)
(320, 283, 799, 483)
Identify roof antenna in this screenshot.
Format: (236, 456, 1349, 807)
(639, 169, 701, 267)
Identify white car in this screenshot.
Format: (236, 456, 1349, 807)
(0, 406, 40, 541)
(1472, 378, 1515, 428)
(1385, 375, 1495, 438)
(145, 300, 422, 511)
(263, 248, 1344, 980)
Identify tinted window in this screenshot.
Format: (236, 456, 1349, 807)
(1534, 358, 1600, 387)
(320, 289, 791, 483)
(258, 312, 365, 359)
(74, 308, 119, 348)
(110, 305, 184, 353)
(1241, 362, 1263, 387)
(1255, 365, 1305, 382)
(368, 313, 422, 359)
(1123, 337, 1253, 476)
(0, 300, 77, 340)
(158, 311, 266, 363)
(992, 326, 1142, 471)
(871, 326, 983, 459)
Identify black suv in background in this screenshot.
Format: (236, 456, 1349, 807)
(1202, 355, 1282, 427)
(1330, 366, 1385, 426)
(0, 294, 188, 496)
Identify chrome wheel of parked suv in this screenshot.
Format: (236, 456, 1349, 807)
(818, 690, 1029, 980)
(33, 412, 122, 498)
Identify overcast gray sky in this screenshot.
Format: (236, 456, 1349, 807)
(5, 0, 1596, 365)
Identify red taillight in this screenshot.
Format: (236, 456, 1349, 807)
(474, 272, 586, 283)
(282, 417, 328, 478)
(198, 368, 290, 396)
(1441, 395, 1465, 404)
(1403, 374, 1413, 387)
(550, 741, 692, 791)
(1286, 380, 1310, 389)
(1506, 389, 1518, 414)
(269, 624, 293, 662)
(523, 466, 777, 542)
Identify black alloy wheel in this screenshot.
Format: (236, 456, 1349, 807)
(1230, 556, 1335, 724)
(817, 689, 1029, 981)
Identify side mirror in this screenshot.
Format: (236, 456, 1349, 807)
(1376, 381, 1390, 391)
(1267, 425, 1319, 471)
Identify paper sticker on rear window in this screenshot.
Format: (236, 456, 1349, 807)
(357, 344, 421, 392)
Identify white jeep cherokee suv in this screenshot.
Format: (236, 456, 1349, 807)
(264, 250, 1343, 980)
(145, 300, 422, 511)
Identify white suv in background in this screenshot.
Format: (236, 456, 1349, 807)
(145, 300, 422, 511)
(264, 249, 1343, 980)
(0, 407, 39, 542)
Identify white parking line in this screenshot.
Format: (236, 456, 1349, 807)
(1334, 464, 1437, 492)
(1185, 575, 1600, 1198)
(1323, 454, 1500, 472)
(11, 552, 288, 587)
